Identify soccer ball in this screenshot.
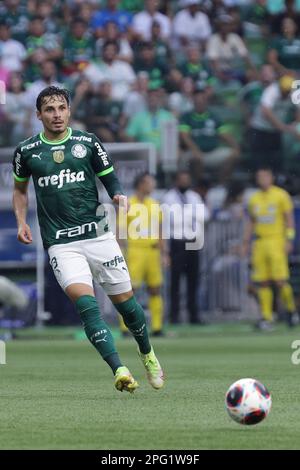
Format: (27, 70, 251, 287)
(225, 378, 272, 425)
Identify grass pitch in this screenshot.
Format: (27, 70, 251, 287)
(0, 324, 300, 450)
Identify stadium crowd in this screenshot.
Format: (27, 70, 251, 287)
(1, 0, 300, 187)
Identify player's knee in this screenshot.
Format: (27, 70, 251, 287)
(66, 283, 95, 303)
(109, 290, 133, 304)
(258, 281, 271, 288)
(274, 281, 286, 289)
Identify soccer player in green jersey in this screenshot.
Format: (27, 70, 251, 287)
(12, 86, 164, 393)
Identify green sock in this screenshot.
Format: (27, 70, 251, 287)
(76, 295, 122, 374)
(114, 296, 151, 354)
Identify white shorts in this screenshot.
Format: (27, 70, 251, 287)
(48, 232, 132, 295)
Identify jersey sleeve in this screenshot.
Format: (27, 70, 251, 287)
(12, 147, 31, 182)
(90, 134, 114, 177)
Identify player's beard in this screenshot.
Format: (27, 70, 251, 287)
(45, 120, 69, 137)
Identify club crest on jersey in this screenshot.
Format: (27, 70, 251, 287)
(71, 144, 87, 159)
(53, 150, 64, 163)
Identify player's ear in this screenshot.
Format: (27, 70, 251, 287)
(36, 110, 42, 121)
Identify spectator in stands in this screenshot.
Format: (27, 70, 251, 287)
(150, 19, 172, 64)
(202, 0, 228, 23)
(241, 0, 270, 39)
(240, 64, 276, 125)
(96, 21, 133, 63)
(84, 39, 136, 101)
(70, 77, 92, 130)
(163, 170, 209, 324)
(26, 60, 63, 135)
(91, 0, 133, 39)
(62, 18, 96, 76)
(178, 45, 213, 84)
(270, 0, 300, 35)
(268, 17, 300, 75)
(206, 14, 255, 81)
(132, 0, 171, 41)
(77, 2, 95, 26)
(121, 71, 149, 124)
(0, 22, 26, 73)
(211, 64, 242, 107)
(87, 80, 123, 142)
(179, 83, 240, 183)
(133, 41, 169, 84)
(3, 72, 30, 145)
(164, 67, 183, 94)
(122, 82, 174, 155)
(172, 0, 212, 50)
(0, 0, 30, 43)
(35, 0, 60, 34)
(248, 74, 300, 172)
(168, 76, 194, 117)
(26, 16, 62, 62)
(25, 16, 62, 82)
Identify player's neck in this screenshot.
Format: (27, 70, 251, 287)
(136, 191, 146, 202)
(260, 185, 272, 192)
(42, 127, 69, 142)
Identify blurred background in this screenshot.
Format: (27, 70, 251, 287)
(2, 0, 300, 336)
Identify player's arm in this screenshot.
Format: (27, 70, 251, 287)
(241, 215, 254, 257)
(12, 147, 32, 244)
(284, 198, 295, 254)
(13, 180, 33, 244)
(91, 135, 128, 210)
(179, 124, 204, 160)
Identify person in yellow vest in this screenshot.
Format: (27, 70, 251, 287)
(242, 167, 298, 329)
(118, 173, 169, 336)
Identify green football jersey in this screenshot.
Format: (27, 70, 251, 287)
(13, 128, 119, 249)
(179, 111, 230, 153)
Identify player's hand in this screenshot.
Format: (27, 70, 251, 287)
(113, 195, 129, 213)
(17, 223, 33, 244)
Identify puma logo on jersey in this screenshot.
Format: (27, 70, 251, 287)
(32, 153, 42, 160)
(38, 169, 85, 189)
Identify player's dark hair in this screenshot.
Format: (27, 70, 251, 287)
(256, 166, 273, 174)
(36, 86, 70, 111)
(134, 172, 152, 190)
